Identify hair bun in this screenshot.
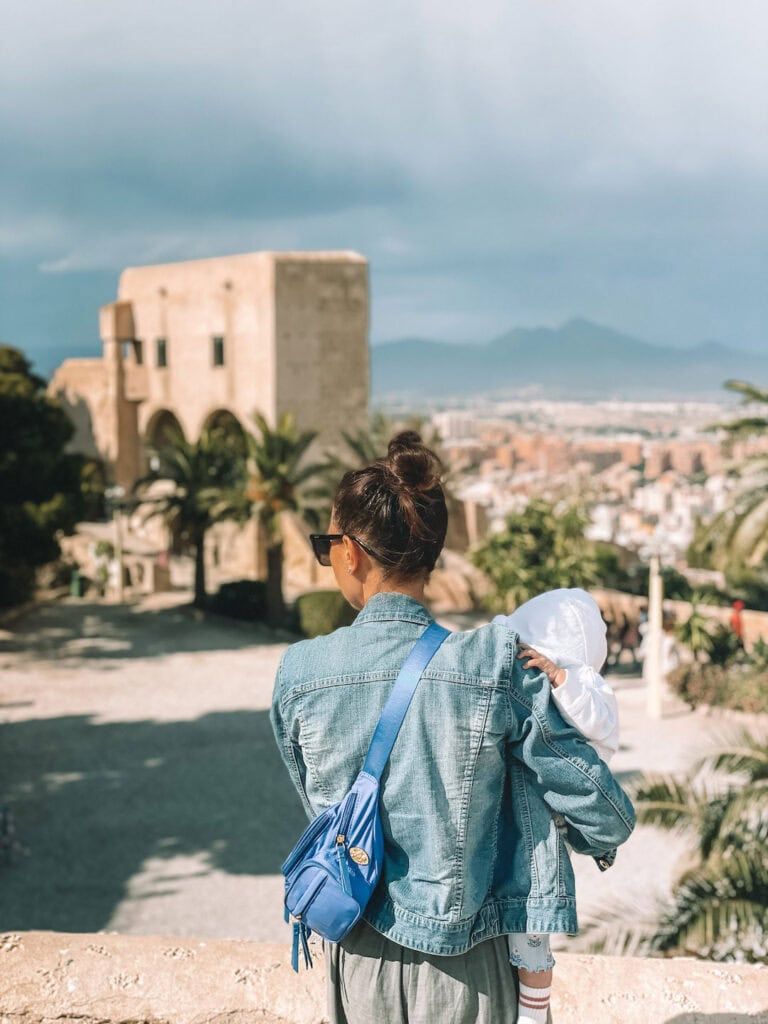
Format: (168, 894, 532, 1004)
(386, 431, 442, 492)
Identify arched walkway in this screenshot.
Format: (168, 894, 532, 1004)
(145, 409, 186, 451)
(201, 408, 248, 457)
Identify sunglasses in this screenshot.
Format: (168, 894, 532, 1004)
(309, 533, 384, 567)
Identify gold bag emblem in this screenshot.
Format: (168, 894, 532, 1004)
(349, 847, 369, 866)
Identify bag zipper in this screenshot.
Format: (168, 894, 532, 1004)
(336, 837, 352, 895)
(281, 808, 332, 875)
(336, 793, 357, 846)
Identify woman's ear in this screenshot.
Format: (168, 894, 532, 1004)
(342, 534, 362, 576)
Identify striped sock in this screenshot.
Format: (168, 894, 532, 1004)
(518, 981, 551, 1024)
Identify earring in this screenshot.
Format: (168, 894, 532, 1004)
(346, 566, 352, 575)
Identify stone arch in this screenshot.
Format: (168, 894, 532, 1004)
(138, 410, 187, 553)
(201, 408, 248, 456)
(145, 409, 186, 451)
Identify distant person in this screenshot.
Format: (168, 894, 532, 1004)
(271, 432, 634, 1024)
(662, 614, 679, 679)
(620, 617, 641, 672)
(493, 588, 619, 1022)
(730, 600, 745, 646)
(638, 610, 678, 682)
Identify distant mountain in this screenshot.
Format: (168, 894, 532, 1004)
(371, 319, 768, 400)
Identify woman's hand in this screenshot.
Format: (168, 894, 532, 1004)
(517, 645, 567, 688)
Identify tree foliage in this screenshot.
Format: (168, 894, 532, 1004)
(692, 379, 768, 599)
(135, 425, 245, 608)
(318, 411, 450, 514)
(0, 345, 84, 606)
(470, 499, 599, 612)
(583, 729, 768, 962)
(244, 412, 327, 625)
(135, 412, 328, 623)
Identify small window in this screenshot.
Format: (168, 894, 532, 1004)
(212, 335, 225, 367)
(134, 340, 144, 365)
(156, 338, 168, 368)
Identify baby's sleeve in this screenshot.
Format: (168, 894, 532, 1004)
(550, 665, 619, 763)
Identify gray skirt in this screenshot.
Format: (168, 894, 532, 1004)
(325, 920, 547, 1024)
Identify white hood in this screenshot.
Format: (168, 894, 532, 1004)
(502, 588, 608, 672)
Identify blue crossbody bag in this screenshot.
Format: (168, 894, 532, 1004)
(281, 621, 450, 971)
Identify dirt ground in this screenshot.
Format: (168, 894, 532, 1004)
(1, 593, 763, 946)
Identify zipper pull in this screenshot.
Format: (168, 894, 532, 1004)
(336, 835, 353, 896)
(300, 923, 313, 969)
(291, 922, 300, 972)
(291, 920, 313, 972)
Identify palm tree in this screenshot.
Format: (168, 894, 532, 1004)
(325, 411, 394, 473)
(320, 413, 456, 508)
(698, 380, 768, 575)
(583, 729, 768, 962)
(136, 426, 245, 608)
(244, 413, 327, 626)
(675, 592, 715, 663)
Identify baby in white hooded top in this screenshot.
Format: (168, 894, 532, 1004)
(492, 588, 620, 1024)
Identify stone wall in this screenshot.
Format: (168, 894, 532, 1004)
(48, 358, 110, 461)
(1, 932, 766, 1024)
(593, 588, 768, 649)
(274, 254, 369, 446)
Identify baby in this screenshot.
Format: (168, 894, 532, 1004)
(493, 588, 620, 1024)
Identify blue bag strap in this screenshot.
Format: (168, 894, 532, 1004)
(362, 621, 450, 781)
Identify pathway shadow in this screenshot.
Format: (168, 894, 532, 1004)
(0, 708, 307, 932)
(0, 599, 295, 664)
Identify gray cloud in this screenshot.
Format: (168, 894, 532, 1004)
(1, 0, 766, 357)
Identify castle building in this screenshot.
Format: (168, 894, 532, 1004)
(49, 251, 370, 489)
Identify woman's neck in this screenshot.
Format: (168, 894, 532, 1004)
(361, 574, 426, 606)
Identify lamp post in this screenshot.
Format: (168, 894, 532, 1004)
(104, 485, 126, 603)
(645, 553, 664, 719)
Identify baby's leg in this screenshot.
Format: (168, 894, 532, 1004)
(508, 934, 554, 1024)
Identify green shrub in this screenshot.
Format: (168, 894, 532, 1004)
(667, 662, 768, 714)
(209, 580, 268, 621)
(295, 590, 357, 638)
(0, 564, 35, 608)
(707, 624, 743, 666)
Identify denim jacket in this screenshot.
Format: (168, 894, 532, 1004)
(271, 593, 635, 956)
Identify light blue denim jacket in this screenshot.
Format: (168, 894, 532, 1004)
(271, 593, 635, 955)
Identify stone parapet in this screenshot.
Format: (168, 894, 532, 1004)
(1, 932, 766, 1023)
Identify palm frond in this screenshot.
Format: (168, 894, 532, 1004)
(713, 782, 768, 851)
(652, 849, 768, 960)
(696, 728, 768, 781)
(630, 774, 705, 831)
(724, 380, 768, 406)
(578, 896, 663, 957)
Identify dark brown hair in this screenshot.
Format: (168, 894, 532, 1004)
(332, 431, 448, 578)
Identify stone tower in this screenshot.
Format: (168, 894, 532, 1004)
(49, 251, 369, 490)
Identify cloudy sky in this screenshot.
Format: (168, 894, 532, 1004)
(1, 1, 766, 373)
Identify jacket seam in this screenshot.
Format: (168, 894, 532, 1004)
(450, 687, 492, 920)
(295, 703, 334, 804)
(516, 766, 540, 895)
(508, 689, 634, 832)
(556, 827, 567, 897)
(281, 672, 506, 704)
(354, 613, 432, 626)
(487, 735, 506, 892)
(371, 893, 577, 928)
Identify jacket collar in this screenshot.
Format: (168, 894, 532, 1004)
(354, 591, 434, 626)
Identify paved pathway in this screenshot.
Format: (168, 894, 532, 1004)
(0, 595, 762, 946)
